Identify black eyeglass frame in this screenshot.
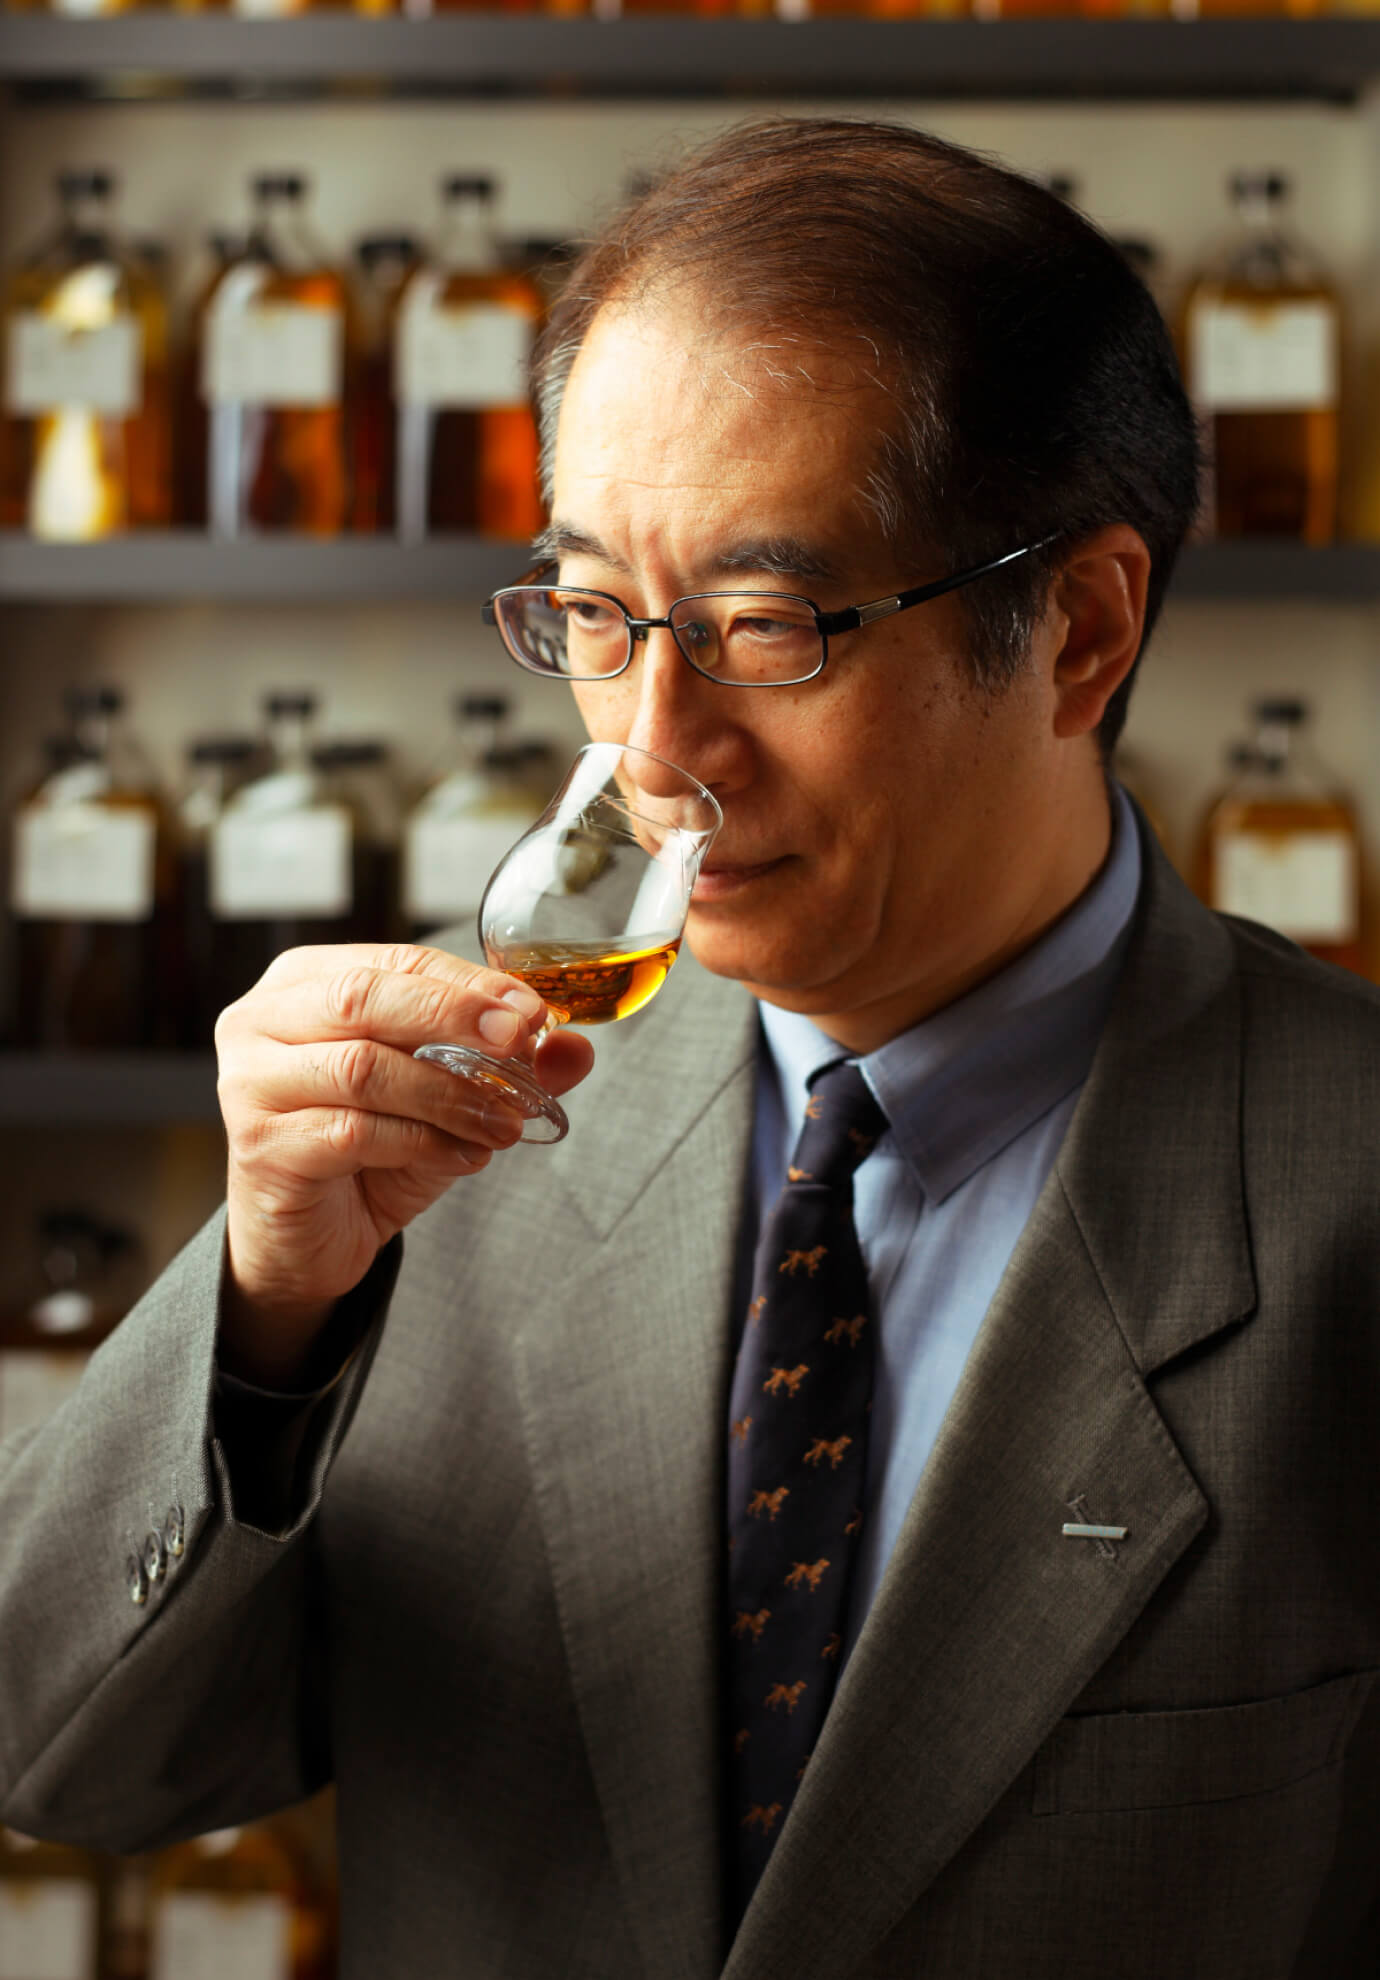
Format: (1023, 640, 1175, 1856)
(481, 536, 1061, 688)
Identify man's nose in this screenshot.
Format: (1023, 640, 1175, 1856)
(623, 624, 713, 765)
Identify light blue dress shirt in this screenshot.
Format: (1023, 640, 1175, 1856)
(751, 783, 1143, 1663)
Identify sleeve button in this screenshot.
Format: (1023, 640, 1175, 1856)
(164, 1504, 186, 1559)
(143, 1529, 168, 1584)
(126, 1555, 149, 1607)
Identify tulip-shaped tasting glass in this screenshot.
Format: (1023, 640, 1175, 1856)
(415, 742, 722, 1143)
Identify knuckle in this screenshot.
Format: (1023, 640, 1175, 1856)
(324, 965, 380, 1031)
(323, 1107, 370, 1161)
(224, 1103, 273, 1163)
(376, 942, 437, 976)
(332, 1035, 384, 1097)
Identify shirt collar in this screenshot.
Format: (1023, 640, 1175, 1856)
(757, 782, 1144, 1205)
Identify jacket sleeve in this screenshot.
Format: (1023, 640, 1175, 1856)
(0, 1206, 398, 1856)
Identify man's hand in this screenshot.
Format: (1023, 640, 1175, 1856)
(215, 943, 595, 1387)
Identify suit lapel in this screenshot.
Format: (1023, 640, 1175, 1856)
(512, 960, 758, 1980)
(723, 827, 1259, 1980)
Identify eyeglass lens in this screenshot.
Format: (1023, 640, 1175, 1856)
(494, 588, 825, 686)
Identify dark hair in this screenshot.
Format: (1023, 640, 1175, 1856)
(532, 117, 1202, 756)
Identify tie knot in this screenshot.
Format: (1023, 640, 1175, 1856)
(789, 1061, 888, 1188)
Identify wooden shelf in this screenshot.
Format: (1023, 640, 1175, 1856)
(0, 1052, 220, 1125)
(1, 17, 1379, 106)
(0, 532, 522, 602)
(2, 533, 1380, 605)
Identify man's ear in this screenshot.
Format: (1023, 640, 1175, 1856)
(1046, 525, 1152, 741)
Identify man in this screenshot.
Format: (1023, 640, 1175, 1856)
(2, 119, 1377, 1979)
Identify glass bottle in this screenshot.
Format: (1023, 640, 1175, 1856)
(395, 175, 544, 542)
(311, 738, 403, 944)
(0, 1210, 137, 1442)
(101, 1856, 151, 1980)
(1197, 699, 1364, 974)
(146, 1825, 331, 1980)
(350, 233, 420, 533)
(176, 230, 240, 529)
(11, 688, 176, 1050)
(403, 694, 552, 939)
(0, 1829, 104, 1980)
(0, 169, 171, 539)
(1183, 0, 1319, 19)
(1182, 171, 1340, 543)
(208, 693, 357, 993)
(176, 734, 262, 1048)
(202, 175, 355, 537)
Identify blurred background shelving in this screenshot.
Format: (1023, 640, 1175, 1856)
(2, 17, 1380, 104)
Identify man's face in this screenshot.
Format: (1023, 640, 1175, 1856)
(550, 303, 1087, 1048)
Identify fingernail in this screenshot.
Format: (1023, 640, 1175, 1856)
(478, 1007, 521, 1046)
(502, 986, 546, 1021)
(484, 1103, 524, 1144)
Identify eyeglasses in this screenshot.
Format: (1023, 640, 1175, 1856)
(482, 538, 1057, 689)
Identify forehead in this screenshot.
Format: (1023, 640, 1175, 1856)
(552, 303, 895, 550)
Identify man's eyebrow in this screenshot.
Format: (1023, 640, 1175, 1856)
(710, 538, 841, 585)
(533, 524, 840, 587)
(532, 523, 631, 572)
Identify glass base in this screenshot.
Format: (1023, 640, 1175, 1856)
(413, 1043, 569, 1145)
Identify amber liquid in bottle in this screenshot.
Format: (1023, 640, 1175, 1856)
(350, 233, 419, 533)
(1183, 170, 1339, 543)
(0, 1829, 105, 1980)
(147, 1824, 332, 1980)
(12, 692, 177, 1050)
(1, 169, 171, 537)
(491, 937, 681, 1025)
(203, 174, 356, 536)
(175, 232, 238, 528)
(396, 174, 544, 541)
(1196, 702, 1364, 976)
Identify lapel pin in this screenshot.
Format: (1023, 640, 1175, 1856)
(1062, 1522, 1128, 1541)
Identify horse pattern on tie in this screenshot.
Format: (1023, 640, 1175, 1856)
(724, 1058, 888, 1921)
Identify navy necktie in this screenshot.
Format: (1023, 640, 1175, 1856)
(724, 1058, 887, 1922)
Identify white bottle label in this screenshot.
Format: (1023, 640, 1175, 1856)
(404, 814, 528, 925)
(5, 315, 141, 418)
(1214, 828, 1357, 944)
(211, 808, 352, 918)
(1190, 300, 1337, 413)
(397, 301, 531, 410)
(203, 304, 342, 409)
(150, 1893, 292, 1980)
(0, 1880, 96, 1980)
(12, 807, 156, 923)
(0, 1350, 91, 1443)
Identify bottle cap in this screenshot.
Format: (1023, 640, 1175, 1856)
(457, 692, 510, 723)
(1229, 168, 1289, 205)
(1042, 172, 1080, 204)
(1253, 696, 1307, 725)
(57, 167, 114, 202)
(264, 691, 319, 720)
(252, 171, 308, 203)
(442, 172, 497, 203)
(188, 735, 259, 766)
(312, 740, 389, 768)
(64, 684, 124, 719)
(355, 233, 419, 271)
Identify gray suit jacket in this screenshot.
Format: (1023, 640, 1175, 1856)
(2, 817, 1378, 1979)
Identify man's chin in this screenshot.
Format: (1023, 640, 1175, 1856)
(684, 919, 854, 1008)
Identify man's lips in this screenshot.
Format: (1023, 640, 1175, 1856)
(691, 855, 790, 902)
